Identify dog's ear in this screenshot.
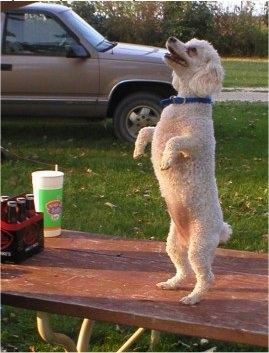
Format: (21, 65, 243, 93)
(189, 61, 224, 97)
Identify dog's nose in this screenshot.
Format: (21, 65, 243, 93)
(168, 37, 177, 43)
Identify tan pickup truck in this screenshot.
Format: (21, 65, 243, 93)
(1, 2, 174, 142)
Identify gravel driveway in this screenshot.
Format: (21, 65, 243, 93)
(215, 87, 268, 102)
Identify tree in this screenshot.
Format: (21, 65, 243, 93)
(162, 1, 214, 42)
(64, 0, 267, 57)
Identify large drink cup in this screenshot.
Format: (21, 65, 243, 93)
(32, 170, 64, 237)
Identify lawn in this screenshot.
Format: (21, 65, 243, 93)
(1, 101, 268, 352)
(222, 58, 268, 87)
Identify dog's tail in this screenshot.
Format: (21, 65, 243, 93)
(219, 222, 232, 244)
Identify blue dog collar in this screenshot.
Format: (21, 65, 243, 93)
(161, 96, 212, 107)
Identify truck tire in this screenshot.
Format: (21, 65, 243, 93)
(113, 93, 162, 143)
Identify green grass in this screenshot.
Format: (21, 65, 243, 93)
(1, 101, 268, 352)
(214, 103, 268, 251)
(222, 59, 268, 87)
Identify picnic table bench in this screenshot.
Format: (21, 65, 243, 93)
(1, 230, 268, 351)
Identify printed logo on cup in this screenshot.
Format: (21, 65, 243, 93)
(46, 199, 62, 221)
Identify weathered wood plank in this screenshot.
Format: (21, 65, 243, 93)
(1, 230, 268, 347)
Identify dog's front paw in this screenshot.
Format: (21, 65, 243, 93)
(133, 151, 142, 159)
(133, 147, 144, 159)
(160, 157, 172, 170)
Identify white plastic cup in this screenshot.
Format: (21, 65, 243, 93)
(32, 170, 64, 237)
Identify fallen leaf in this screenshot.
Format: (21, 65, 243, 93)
(104, 202, 118, 208)
(200, 338, 209, 345)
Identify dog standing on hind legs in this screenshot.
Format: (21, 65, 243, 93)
(133, 37, 232, 305)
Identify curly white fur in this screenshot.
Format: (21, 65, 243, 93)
(133, 37, 232, 305)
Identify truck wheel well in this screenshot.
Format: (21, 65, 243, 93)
(107, 82, 175, 118)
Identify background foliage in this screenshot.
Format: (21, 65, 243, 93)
(61, 0, 268, 57)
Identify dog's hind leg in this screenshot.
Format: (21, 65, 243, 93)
(157, 221, 192, 290)
(180, 235, 218, 305)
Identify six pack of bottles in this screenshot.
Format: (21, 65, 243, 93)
(2, 194, 36, 223)
(1, 193, 44, 263)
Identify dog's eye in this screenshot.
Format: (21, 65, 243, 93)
(187, 47, 197, 57)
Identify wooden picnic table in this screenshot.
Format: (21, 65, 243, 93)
(1, 230, 268, 351)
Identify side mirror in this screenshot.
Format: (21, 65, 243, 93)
(66, 44, 89, 58)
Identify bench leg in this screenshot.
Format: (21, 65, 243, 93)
(37, 312, 158, 352)
(149, 330, 160, 351)
(116, 328, 160, 352)
(116, 327, 145, 352)
(77, 319, 94, 352)
(37, 312, 94, 352)
(37, 311, 77, 352)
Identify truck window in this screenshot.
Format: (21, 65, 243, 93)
(3, 12, 78, 56)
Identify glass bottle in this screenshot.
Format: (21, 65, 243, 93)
(1, 195, 9, 221)
(7, 201, 17, 224)
(26, 194, 36, 218)
(17, 197, 26, 222)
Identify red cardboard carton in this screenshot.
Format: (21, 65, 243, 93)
(1, 194, 44, 263)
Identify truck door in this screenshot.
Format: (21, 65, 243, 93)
(1, 10, 100, 117)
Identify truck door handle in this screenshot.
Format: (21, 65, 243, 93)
(1, 64, 12, 71)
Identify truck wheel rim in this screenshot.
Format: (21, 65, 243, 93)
(125, 105, 159, 138)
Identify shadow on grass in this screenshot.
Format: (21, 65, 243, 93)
(1, 117, 116, 145)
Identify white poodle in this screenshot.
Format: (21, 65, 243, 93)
(133, 37, 232, 305)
